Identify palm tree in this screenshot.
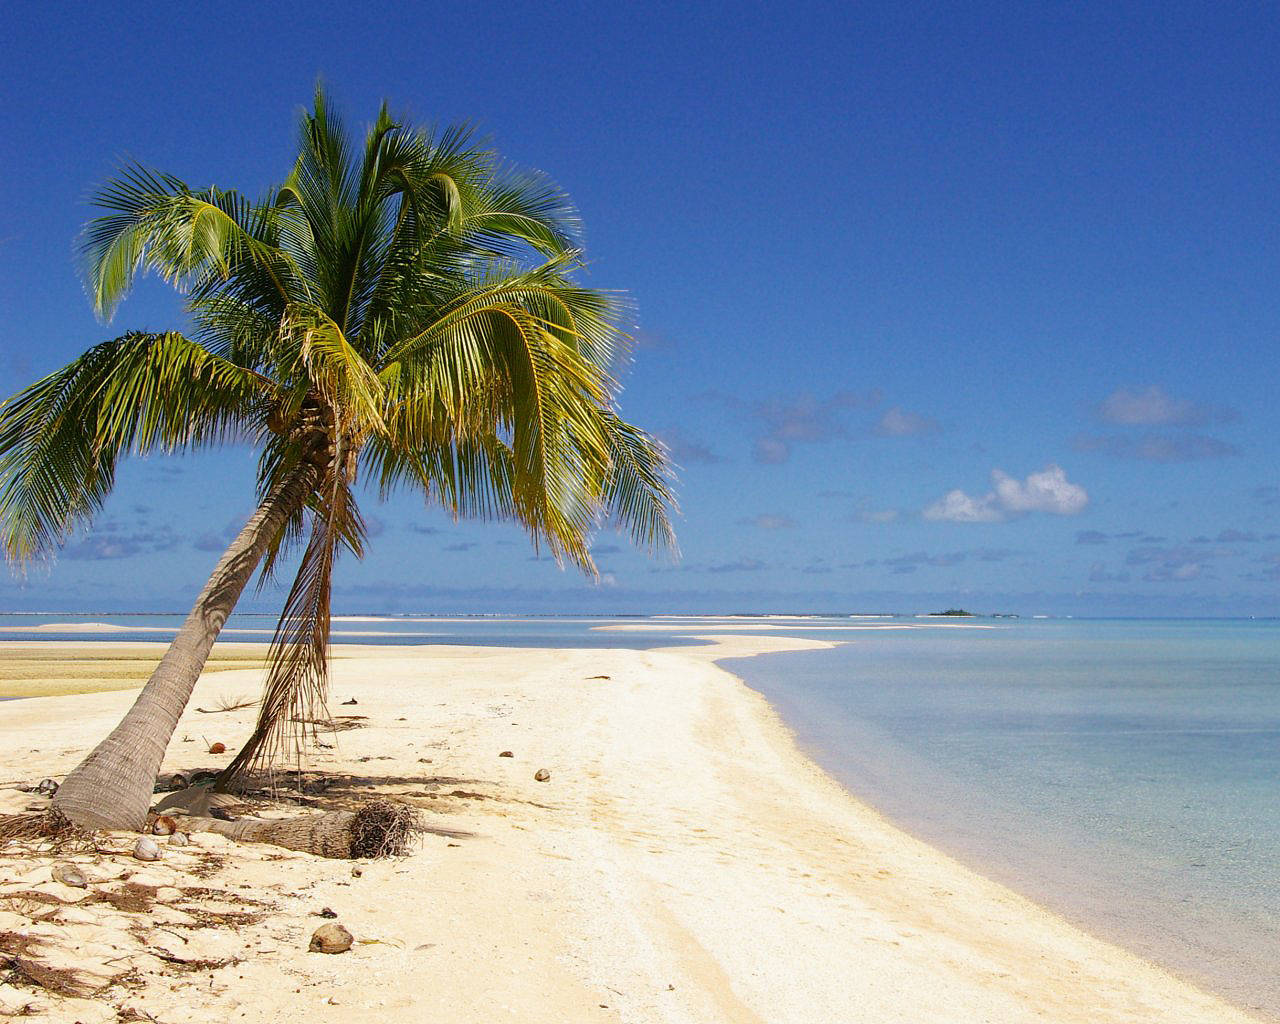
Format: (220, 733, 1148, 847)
(0, 90, 676, 831)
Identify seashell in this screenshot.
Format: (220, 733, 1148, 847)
(133, 836, 162, 862)
(208, 742, 226, 754)
(36, 778, 59, 796)
(151, 815, 177, 836)
(308, 923, 353, 954)
(51, 863, 87, 888)
(534, 768, 551, 782)
(168, 831, 190, 847)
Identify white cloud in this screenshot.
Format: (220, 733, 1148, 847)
(923, 465, 1089, 523)
(922, 489, 1004, 522)
(991, 465, 1090, 516)
(1096, 385, 1235, 427)
(873, 407, 940, 438)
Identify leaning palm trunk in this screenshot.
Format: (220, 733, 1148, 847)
(51, 466, 316, 830)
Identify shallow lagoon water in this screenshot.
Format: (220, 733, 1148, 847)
(726, 619, 1280, 1019)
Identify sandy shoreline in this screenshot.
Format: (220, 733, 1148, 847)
(0, 638, 1262, 1023)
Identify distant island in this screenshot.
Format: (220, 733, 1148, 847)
(930, 608, 975, 617)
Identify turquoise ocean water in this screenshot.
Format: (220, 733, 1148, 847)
(1, 614, 1275, 1015)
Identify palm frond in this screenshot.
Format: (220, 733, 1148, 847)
(81, 167, 299, 319)
(598, 412, 679, 556)
(0, 332, 270, 563)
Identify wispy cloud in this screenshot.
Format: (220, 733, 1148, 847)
(923, 465, 1089, 523)
(1095, 385, 1236, 427)
(1075, 530, 1110, 545)
(734, 389, 882, 464)
(1124, 544, 1235, 583)
(704, 557, 767, 573)
(1242, 553, 1280, 582)
(848, 501, 901, 524)
(1088, 563, 1131, 583)
(658, 429, 725, 466)
(873, 406, 940, 438)
(67, 522, 179, 561)
(737, 514, 795, 530)
(1073, 433, 1239, 461)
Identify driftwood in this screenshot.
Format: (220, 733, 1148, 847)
(183, 800, 421, 859)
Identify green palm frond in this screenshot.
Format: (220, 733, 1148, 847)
(598, 412, 679, 556)
(82, 167, 300, 319)
(0, 332, 270, 562)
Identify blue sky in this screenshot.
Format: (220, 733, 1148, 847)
(1, 2, 1277, 615)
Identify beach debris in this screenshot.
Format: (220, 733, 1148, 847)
(182, 800, 423, 859)
(207, 742, 226, 754)
(169, 831, 190, 847)
(499, 750, 514, 758)
(195, 697, 255, 714)
(50, 863, 87, 888)
(587, 675, 611, 680)
(133, 837, 162, 862)
(36, 778, 59, 796)
(309, 923, 353, 954)
(417, 757, 433, 764)
(351, 867, 363, 877)
(534, 769, 551, 782)
(170, 772, 190, 789)
(151, 815, 178, 836)
(341, 697, 358, 705)
(317, 907, 338, 919)
(209, 806, 236, 821)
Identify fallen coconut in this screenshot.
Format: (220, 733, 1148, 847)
(168, 832, 190, 847)
(134, 836, 162, 862)
(151, 815, 178, 836)
(208, 742, 226, 754)
(309, 923, 353, 954)
(534, 768, 551, 782)
(36, 778, 59, 796)
(51, 863, 87, 888)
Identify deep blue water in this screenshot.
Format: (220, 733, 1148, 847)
(1, 613, 1275, 1014)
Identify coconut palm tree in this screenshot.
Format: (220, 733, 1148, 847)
(0, 90, 676, 831)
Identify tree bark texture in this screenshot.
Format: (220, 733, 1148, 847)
(50, 465, 317, 830)
(184, 811, 363, 858)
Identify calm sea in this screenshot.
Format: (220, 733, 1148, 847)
(724, 618, 1280, 1020)
(2, 614, 1275, 1015)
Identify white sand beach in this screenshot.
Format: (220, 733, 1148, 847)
(0, 638, 1261, 1023)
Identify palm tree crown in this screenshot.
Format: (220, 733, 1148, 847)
(0, 89, 676, 785)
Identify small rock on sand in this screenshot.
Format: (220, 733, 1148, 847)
(499, 750, 514, 758)
(134, 836, 162, 861)
(309, 923, 353, 954)
(51, 863, 87, 887)
(534, 768, 551, 782)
